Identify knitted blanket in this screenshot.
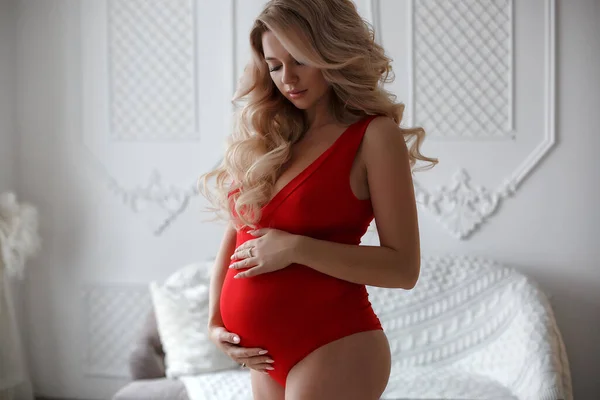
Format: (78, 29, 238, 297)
(180, 255, 572, 400)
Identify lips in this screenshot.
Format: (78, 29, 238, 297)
(287, 89, 307, 99)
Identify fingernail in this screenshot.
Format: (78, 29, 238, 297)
(234, 274, 240, 279)
(232, 336, 240, 343)
(266, 359, 274, 363)
(266, 366, 274, 370)
(258, 350, 268, 355)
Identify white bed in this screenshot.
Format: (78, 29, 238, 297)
(113, 254, 573, 400)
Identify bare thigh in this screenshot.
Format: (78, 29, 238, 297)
(250, 370, 285, 400)
(285, 330, 391, 400)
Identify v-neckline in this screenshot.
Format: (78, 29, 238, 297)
(261, 119, 360, 217)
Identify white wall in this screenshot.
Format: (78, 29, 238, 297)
(429, 1, 600, 396)
(0, 0, 16, 192)
(5, 0, 599, 399)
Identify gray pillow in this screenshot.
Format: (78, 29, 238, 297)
(128, 310, 166, 380)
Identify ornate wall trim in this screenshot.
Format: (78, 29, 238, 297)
(82, 284, 151, 378)
(407, 0, 555, 239)
(81, 1, 235, 235)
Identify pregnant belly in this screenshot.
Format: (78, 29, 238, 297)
(220, 263, 364, 346)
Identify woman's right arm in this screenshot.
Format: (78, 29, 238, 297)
(208, 221, 237, 328)
(207, 222, 275, 373)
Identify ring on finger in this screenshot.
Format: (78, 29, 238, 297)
(241, 362, 246, 368)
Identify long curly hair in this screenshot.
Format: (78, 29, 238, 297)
(199, 0, 437, 228)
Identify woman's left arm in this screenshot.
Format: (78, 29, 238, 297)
(291, 117, 421, 289)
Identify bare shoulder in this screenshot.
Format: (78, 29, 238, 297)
(366, 115, 401, 134)
(361, 116, 408, 165)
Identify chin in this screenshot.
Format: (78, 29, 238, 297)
(289, 98, 314, 110)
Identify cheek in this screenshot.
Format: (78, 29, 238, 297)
(271, 76, 284, 92)
(306, 70, 323, 85)
(310, 73, 329, 96)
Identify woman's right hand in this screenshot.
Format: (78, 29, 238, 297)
(208, 325, 275, 374)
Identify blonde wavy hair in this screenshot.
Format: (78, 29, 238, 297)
(199, 0, 437, 228)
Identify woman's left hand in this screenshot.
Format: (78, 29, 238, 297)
(229, 228, 298, 278)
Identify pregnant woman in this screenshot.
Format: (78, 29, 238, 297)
(199, 0, 437, 398)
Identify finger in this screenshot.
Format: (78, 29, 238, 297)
(233, 348, 269, 362)
(238, 240, 255, 250)
(248, 229, 268, 237)
(239, 355, 275, 370)
(236, 348, 270, 359)
(234, 266, 263, 279)
(231, 248, 252, 261)
(229, 257, 258, 270)
(232, 240, 255, 257)
(220, 331, 241, 345)
(248, 363, 275, 372)
(251, 357, 275, 366)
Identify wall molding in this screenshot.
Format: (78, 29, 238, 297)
(406, 0, 555, 239)
(81, 0, 235, 235)
(410, 0, 514, 140)
(84, 0, 555, 239)
(103, 169, 199, 236)
(82, 283, 151, 379)
(414, 169, 505, 240)
(106, 0, 200, 141)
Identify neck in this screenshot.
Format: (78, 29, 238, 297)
(305, 89, 336, 129)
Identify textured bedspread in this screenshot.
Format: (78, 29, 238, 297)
(181, 255, 573, 400)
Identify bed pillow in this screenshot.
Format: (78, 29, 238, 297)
(149, 261, 239, 378)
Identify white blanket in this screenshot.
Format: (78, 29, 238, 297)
(181, 255, 573, 400)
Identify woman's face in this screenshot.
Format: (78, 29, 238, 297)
(262, 31, 330, 110)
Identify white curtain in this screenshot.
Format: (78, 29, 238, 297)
(0, 192, 40, 400)
(0, 272, 33, 400)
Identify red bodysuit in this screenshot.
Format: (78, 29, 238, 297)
(220, 115, 382, 387)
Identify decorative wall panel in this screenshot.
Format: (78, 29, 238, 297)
(83, 284, 151, 378)
(413, 0, 513, 139)
(81, 0, 233, 235)
(377, 0, 555, 239)
(108, 0, 198, 141)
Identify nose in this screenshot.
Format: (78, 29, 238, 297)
(281, 65, 298, 85)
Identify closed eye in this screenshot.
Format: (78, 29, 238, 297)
(268, 60, 304, 73)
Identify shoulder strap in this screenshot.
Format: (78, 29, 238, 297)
(332, 115, 379, 170)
